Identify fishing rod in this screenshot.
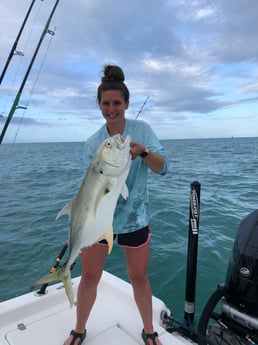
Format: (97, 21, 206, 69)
(135, 96, 150, 120)
(36, 241, 76, 295)
(0, 0, 60, 144)
(37, 242, 68, 295)
(0, 0, 39, 85)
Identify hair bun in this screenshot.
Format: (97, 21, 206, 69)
(97, 64, 129, 103)
(102, 65, 125, 82)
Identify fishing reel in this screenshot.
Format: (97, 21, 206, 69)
(198, 209, 258, 345)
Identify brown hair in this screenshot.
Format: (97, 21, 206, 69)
(97, 65, 130, 104)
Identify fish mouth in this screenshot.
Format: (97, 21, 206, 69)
(116, 134, 130, 150)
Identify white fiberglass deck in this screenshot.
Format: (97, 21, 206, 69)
(0, 271, 194, 345)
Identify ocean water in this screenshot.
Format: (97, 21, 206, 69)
(0, 137, 257, 327)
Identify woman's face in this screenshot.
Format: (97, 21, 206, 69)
(99, 90, 129, 127)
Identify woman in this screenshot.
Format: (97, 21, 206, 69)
(64, 65, 169, 345)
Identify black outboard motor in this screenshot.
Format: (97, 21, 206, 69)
(198, 209, 258, 345)
(225, 208, 258, 315)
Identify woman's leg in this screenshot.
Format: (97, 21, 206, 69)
(63, 244, 108, 345)
(124, 243, 162, 345)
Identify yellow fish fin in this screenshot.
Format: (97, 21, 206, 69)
(100, 225, 114, 254)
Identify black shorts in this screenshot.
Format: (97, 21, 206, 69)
(98, 225, 150, 248)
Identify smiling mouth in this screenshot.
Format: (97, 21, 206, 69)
(107, 113, 119, 117)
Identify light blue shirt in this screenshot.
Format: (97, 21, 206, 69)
(83, 119, 169, 234)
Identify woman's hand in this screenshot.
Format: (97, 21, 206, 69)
(130, 141, 147, 160)
(130, 141, 165, 173)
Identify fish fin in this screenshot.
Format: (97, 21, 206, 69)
(56, 201, 73, 221)
(120, 184, 129, 199)
(93, 182, 114, 216)
(30, 266, 74, 308)
(100, 225, 114, 254)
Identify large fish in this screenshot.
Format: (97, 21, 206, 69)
(31, 134, 131, 306)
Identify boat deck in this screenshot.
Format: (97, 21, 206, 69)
(0, 271, 193, 345)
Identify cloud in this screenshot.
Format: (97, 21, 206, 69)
(0, 0, 258, 142)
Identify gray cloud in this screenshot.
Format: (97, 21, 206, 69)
(0, 0, 258, 141)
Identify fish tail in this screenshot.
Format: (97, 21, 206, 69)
(30, 266, 74, 307)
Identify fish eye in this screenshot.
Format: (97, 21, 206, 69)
(105, 140, 112, 148)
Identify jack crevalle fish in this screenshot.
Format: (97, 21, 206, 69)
(31, 134, 131, 306)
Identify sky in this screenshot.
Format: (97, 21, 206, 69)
(0, 0, 258, 143)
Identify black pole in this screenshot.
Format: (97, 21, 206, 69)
(0, 0, 37, 85)
(184, 181, 201, 326)
(0, 0, 60, 144)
